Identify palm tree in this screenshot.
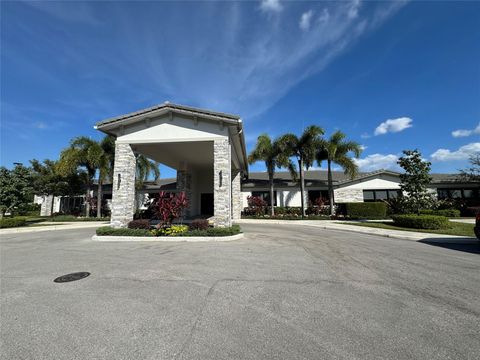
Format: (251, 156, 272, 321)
(135, 154, 160, 190)
(58, 136, 114, 218)
(316, 131, 362, 216)
(248, 134, 295, 216)
(278, 125, 324, 217)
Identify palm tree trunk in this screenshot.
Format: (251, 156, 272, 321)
(85, 186, 91, 217)
(299, 158, 306, 218)
(97, 179, 102, 218)
(269, 171, 275, 216)
(328, 159, 335, 216)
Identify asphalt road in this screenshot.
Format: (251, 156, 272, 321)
(1, 224, 479, 360)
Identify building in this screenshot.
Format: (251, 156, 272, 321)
(35, 103, 479, 222)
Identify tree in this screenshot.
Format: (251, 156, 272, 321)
(0, 164, 34, 218)
(459, 153, 480, 182)
(30, 159, 84, 215)
(58, 136, 114, 218)
(135, 154, 160, 190)
(278, 125, 324, 217)
(248, 134, 295, 216)
(316, 131, 362, 216)
(397, 149, 433, 214)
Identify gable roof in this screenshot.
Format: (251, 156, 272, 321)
(95, 101, 241, 130)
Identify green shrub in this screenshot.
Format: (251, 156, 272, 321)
(344, 202, 387, 219)
(180, 224, 241, 237)
(151, 225, 189, 236)
(391, 214, 450, 230)
(128, 219, 151, 229)
(419, 209, 461, 218)
(0, 217, 27, 228)
(96, 226, 153, 237)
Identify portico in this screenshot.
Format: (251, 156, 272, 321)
(95, 102, 248, 228)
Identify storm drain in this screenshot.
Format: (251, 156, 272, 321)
(54, 272, 90, 283)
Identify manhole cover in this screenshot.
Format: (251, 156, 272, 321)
(54, 272, 90, 283)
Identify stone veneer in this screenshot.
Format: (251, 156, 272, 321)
(111, 143, 136, 228)
(231, 169, 242, 220)
(213, 138, 231, 227)
(176, 170, 192, 217)
(334, 188, 364, 203)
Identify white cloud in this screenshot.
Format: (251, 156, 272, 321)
(374, 117, 412, 136)
(299, 10, 314, 31)
(451, 122, 480, 138)
(33, 121, 48, 129)
(354, 153, 400, 172)
(347, 0, 361, 19)
(260, 0, 283, 13)
(431, 142, 480, 162)
(318, 8, 330, 23)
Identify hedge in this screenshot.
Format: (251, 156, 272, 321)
(391, 214, 450, 230)
(343, 202, 387, 219)
(96, 227, 153, 237)
(0, 217, 27, 228)
(418, 209, 461, 218)
(96, 224, 242, 237)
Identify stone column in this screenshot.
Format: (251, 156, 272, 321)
(213, 138, 231, 227)
(231, 169, 242, 220)
(111, 143, 136, 228)
(176, 170, 192, 218)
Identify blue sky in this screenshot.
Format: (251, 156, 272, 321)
(1, 0, 479, 178)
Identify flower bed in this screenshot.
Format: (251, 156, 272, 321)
(96, 224, 242, 237)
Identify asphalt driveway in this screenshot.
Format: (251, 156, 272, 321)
(1, 224, 479, 359)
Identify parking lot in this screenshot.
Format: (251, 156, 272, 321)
(1, 224, 479, 359)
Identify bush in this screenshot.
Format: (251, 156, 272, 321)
(0, 217, 27, 228)
(190, 218, 209, 230)
(391, 214, 450, 230)
(152, 225, 189, 236)
(96, 226, 153, 237)
(419, 209, 461, 218)
(128, 219, 151, 229)
(179, 224, 242, 237)
(15, 203, 41, 216)
(343, 202, 387, 219)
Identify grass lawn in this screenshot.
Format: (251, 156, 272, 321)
(342, 221, 476, 237)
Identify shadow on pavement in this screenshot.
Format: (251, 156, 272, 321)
(419, 238, 480, 254)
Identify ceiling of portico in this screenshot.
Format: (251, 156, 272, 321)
(132, 141, 214, 170)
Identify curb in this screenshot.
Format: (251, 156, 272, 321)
(0, 222, 108, 235)
(235, 219, 478, 244)
(92, 233, 244, 242)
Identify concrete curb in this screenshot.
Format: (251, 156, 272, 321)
(0, 222, 109, 235)
(92, 233, 244, 242)
(235, 219, 478, 244)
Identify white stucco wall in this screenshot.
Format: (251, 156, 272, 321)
(116, 114, 228, 144)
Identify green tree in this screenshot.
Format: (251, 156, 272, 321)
(316, 131, 362, 216)
(278, 125, 324, 217)
(248, 134, 295, 216)
(397, 149, 433, 214)
(135, 154, 160, 190)
(0, 164, 34, 218)
(58, 136, 115, 218)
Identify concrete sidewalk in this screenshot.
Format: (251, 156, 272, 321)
(235, 219, 478, 243)
(0, 221, 108, 235)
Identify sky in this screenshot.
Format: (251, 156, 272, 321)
(1, 0, 479, 178)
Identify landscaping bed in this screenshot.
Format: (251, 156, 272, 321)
(96, 224, 242, 237)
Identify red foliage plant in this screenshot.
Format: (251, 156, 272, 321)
(154, 191, 189, 226)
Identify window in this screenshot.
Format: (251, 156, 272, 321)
(251, 191, 277, 206)
(436, 188, 479, 200)
(363, 189, 401, 202)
